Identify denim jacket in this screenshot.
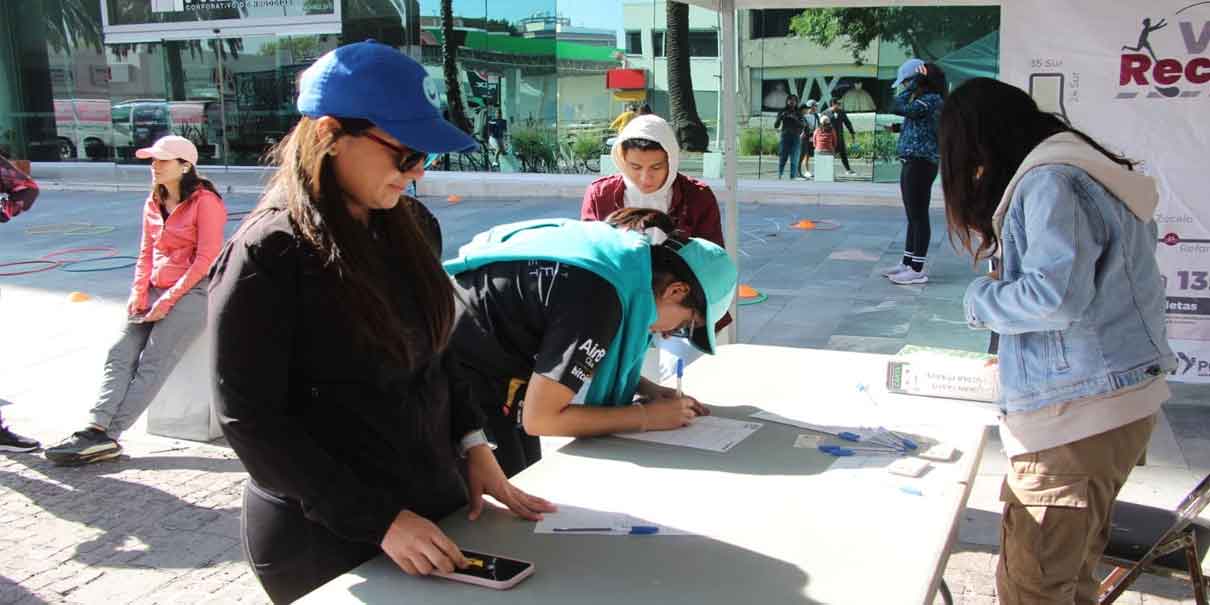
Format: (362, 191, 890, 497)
(964, 134, 1175, 416)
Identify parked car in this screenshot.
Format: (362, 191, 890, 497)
(53, 98, 112, 160)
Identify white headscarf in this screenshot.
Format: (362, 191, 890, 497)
(610, 115, 681, 212)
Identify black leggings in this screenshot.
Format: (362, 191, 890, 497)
(835, 132, 852, 171)
(900, 158, 939, 266)
(241, 481, 379, 604)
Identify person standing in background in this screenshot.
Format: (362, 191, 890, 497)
(611, 103, 638, 133)
(798, 100, 819, 180)
(825, 98, 857, 176)
(774, 95, 805, 180)
(882, 60, 947, 286)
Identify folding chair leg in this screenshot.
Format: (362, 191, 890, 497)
(1186, 535, 1208, 605)
(1099, 566, 1133, 604)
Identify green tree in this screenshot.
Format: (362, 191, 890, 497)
(665, 1, 709, 152)
(789, 7, 999, 63)
(45, 0, 103, 54)
(441, 0, 473, 135)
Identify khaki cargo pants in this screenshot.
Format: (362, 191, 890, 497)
(996, 414, 1156, 605)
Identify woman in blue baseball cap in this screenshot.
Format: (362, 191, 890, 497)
(207, 41, 554, 604)
(444, 210, 738, 476)
(881, 59, 947, 285)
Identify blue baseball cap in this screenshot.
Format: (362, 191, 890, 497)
(894, 58, 925, 88)
(297, 41, 477, 154)
(673, 238, 737, 355)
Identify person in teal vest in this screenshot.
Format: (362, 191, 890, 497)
(445, 215, 738, 476)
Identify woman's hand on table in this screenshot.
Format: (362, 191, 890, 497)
(380, 510, 467, 576)
(466, 445, 557, 522)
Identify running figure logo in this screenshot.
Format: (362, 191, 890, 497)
(1122, 17, 1169, 60)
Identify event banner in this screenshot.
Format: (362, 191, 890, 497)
(1002, 0, 1210, 383)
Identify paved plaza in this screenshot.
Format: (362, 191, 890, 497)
(1, 189, 1207, 604)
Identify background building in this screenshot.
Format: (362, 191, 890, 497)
(0, 1, 999, 180)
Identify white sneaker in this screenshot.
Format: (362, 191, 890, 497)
(879, 263, 910, 277)
(845, 170, 858, 176)
(803, 171, 813, 179)
(889, 268, 928, 285)
(793, 176, 808, 181)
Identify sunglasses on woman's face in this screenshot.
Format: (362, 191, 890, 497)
(361, 132, 429, 174)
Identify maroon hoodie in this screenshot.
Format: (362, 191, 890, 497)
(580, 173, 725, 247)
(581, 172, 731, 330)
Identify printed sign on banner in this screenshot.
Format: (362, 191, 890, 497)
(1002, 0, 1210, 383)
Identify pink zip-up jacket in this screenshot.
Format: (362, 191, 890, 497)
(130, 187, 227, 312)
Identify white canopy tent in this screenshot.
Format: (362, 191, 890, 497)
(674, 0, 1004, 337)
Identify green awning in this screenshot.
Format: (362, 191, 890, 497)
(425, 28, 621, 63)
(936, 31, 1000, 85)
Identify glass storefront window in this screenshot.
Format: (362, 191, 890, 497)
(0, 0, 999, 177)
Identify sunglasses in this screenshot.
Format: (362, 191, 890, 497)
(361, 132, 429, 174)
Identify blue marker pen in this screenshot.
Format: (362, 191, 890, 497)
(675, 357, 684, 399)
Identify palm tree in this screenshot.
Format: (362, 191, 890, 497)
(440, 0, 473, 134)
(665, 1, 709, 152)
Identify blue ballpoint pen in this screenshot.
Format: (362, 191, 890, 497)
(819, 445, 901, 457)
(838, 431, 905, 451)
(675, 358, 684, 399)
(553, 526, 660, 535)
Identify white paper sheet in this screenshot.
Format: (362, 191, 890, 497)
(615, 415, 763, 452)
(534, 505, 690, 535)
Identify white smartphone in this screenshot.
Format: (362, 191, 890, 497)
(434, 550, 535, 590)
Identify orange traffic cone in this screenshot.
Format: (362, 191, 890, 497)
(447, 194, 462, 204)
(67, 291, 92, 302)
(738, 284, 761, 299)
(792, 219, 817, 230)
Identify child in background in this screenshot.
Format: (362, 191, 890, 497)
(813, 115, 836, 154)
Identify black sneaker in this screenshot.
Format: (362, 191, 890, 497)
(44, 428, 121, 466)
(0, 424, 40, 453)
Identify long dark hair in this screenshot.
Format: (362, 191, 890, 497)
(917, 62, 949, 100)
(604, 207, 677, 234)
(605, 208, 704, 314)
(254, 116, 455, 370)
(152, 161, 220, 205)
(939, 78, 1134, 260)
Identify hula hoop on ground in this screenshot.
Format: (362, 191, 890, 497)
(0, 260, 62, 277)
(41, 246, 119, 264)
(24, 222, 117, 236)
(60, 256, 138, 273)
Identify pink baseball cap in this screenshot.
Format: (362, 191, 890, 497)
(136, 135, 199, 165)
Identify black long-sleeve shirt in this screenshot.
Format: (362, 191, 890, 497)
(774, 109, 805, 138)
(208, 206, 482, 546)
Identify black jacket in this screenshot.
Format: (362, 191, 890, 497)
(774, 109, 805, 137)
(208, 206, 482, 546)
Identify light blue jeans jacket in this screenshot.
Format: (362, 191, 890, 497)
(965, 164, 1175, 414)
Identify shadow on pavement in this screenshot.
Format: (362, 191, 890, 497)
(0, 453, 245, 570)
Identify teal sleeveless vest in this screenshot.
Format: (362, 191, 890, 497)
(444, 219, 656, 406)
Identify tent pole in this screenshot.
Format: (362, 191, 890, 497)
(720, 0, 739, 343)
